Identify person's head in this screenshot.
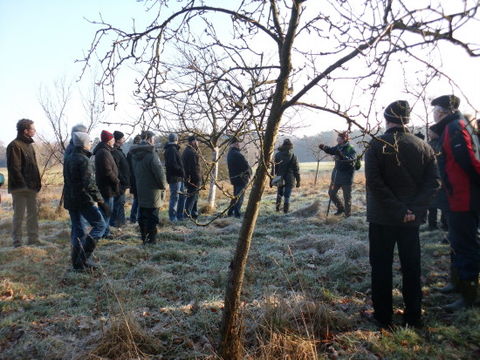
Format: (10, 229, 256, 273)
(229, 136, 241, 148)
(72, 132, 92, 151)
(16, 119, 36, 138)
(431, 95, 460, 123)
(100, 130, 115, 147)
(336, 131, 349, 145)
(188, 135, 197, 147)
(143, 130, 156, 145)
(133, 134, 142, 145)
(168, 133, 178, 144)
(113, 131, 125, 146)
(281, 138, 293, 150)
(384, 100, 410, 128)
(71, 124, 88, 136)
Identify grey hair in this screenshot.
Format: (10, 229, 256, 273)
(71, 124, 88, 135)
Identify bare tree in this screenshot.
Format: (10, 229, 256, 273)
(82, 0, 480, 357)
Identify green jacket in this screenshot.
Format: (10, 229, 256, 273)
(130, 142, 167, 208)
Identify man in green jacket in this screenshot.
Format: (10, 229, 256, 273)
(129, 131, 167, 244)
(7, 119, 42, 247)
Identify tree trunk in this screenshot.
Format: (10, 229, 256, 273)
(207, 147, 219, 210)
(219, 5, 302, 358)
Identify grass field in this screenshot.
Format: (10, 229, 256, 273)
(0, 169, 479, 359)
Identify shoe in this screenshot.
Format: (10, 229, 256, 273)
(361, 311, 392, 330)
(402, 318, 423, 329)
(437, 267, 459, 294)
(444, 279, 477, 312)
(102, 234, 115, 240)
(283, 203, 290, 214)
(334, 209, 344, 216)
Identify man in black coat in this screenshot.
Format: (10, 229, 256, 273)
(64, 132, 107, 270)
(182, 135, 202, 219)
(127, 134, 142, 223)
(365, 100, 440, 328)
(430, 95, 480, 311)
(93, 130, 119, 239)
(319, 131, 357, 217)
(227, 137, 251, 218)
(110, 131, 130, 228)
(164, 133, 185, 222)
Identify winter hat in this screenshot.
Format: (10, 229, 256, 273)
(282, 138, 292, 146)
(168, 133, 178, 143)
(71, 124, 87, 135)
(188, 135, 197, 142)
(113, 131, 124, 141)
(384, 100, 410, 124)
(431, 95, 460, 111)
(72, 132, 91, 148)
(100, 130, 114, 142)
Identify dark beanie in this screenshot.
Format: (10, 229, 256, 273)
(188, 135, 197, 142)
(384, 100, 410, 124)
(113, 131, 124, 141)
(100, 130, 114, 142)
(431, 95, 460, 111)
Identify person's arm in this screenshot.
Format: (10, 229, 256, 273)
(320, 144, 338, 156)
(409, 149, 441, 214)
(292, 154, 301, 186)
(81, 157, 103, 203)
(7, 144, 27, 189)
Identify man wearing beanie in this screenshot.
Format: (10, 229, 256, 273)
(365, 100, 440, 328)
(319, 131, 357, 217)
(182, 135, 202, 219)
(430, 95, 480, 311)
(227, 136, 252, 218)
(110, 131, 130, 228)
(64, 132, 107, 270)
(164, 133, 185, 222)
(92, 130, 119, 239)
(7, 119, 42, 247)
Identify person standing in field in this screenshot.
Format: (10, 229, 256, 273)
(129, 131, 167, 244)
(164, 133, 185, 222)
(429, 95, 480, 311)
(227, 136, 251, 218)
(110, 131, 130, 228)
(93, 130, 119, 239)
(271, 138, 300, 214)
(64, 132, 107, 270)
(319, 131, 357, 217)
(7, 119, 42, 247)
(365, 100, 440, 328)
(127, 134, 142, 223)
(182, 135, 202, 220)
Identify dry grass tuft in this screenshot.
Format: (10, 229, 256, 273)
(291, 200, 321, 218)
(251, 330, 319, 360)
(212, 218, 234, 229)
(38, 203, 67, 221)
(199, 204, 216, 215)
(85, 314, 163, 360)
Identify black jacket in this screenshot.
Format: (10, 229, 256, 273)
(365, 127, 440, 226)
(322, 142, 356, 185)
(273, 145, 300, 187)
(182, 144, 202, 187)
(112, 145, 130, 192)
(164, 143, 185, 184)
(63, 147, 103, 210)
(93, 142, 120, 199)
(6, 134, 41, 193)
(227, 147, 251, 186)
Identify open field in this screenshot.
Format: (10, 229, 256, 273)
(1, 169, 479, 359)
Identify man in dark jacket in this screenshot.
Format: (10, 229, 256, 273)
(271, 138, 300, 214)
(64, 132, 107, 270)
(127, 134, 142, 223)
(227, 136, 251, 218)
(130, 131, 167, 244)
(430, 95, 480, 311)
(319, 131, 356, 217)
(366, 100, 440, 328)
(93, 130, 119, 239)
(110, 131, 130, 228)
(164, 133, 185, 222)
(182, 135, 202, 219)
(7, 119, 42, 247)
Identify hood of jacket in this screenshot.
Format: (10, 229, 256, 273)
(164, 142, 180, 151)
(430, 111, 462, 137)
(93, 141, 113, 155)
(73, 146, 92, 158)
(130, 143, 155, 161)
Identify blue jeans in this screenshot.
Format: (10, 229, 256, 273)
(99, 196, 114, 237)
(228, 183, 246, 217)
(130, 195, 139, 223)
(184, 183, 199, 219)
(277, 185, 292, 204)
(110, 192, 126, 227)
(69, 205, 106, 247)
(177, 183, 186, 220)
(168, 182, 183, 221)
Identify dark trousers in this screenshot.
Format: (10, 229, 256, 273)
(228, 183, 246, 217)
(328, 183, 352, 215)
(276, 185, 293, 204)
(111, 192, 126, 227)
(448, 211, 480, 281)
(427, 207, 447, 229)
(138, 207, 159, 243)
(69, 205, 106, 246)
(99, 196, 114, 237)
(184, 183, 199, 219)
(369, 223, 422, 325)
(129, 195, 139, 223)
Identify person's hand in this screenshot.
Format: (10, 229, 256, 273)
(296, 181, 300, 188)
(98, 201, 111, 217)
(318, 144, 325, 150)
(403, 209, 415, 223)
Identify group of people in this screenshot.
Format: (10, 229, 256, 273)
(4, 93, 479, 325)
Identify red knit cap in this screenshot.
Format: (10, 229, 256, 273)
(101, 130, 114, 142)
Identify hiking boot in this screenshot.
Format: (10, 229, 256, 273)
(275, 196, 282, 212)
(444, 279, 477, 312)
(71, 246, 86, 271)
(438, 267, 459, 294)
(283, 203, 290, 214)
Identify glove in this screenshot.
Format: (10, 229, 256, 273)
(296, 181, 300, 188)
(98, 201, 111, 217)
(318, 144, 325, 150)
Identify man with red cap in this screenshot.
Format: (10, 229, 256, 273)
(92, 130, 119, 239)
